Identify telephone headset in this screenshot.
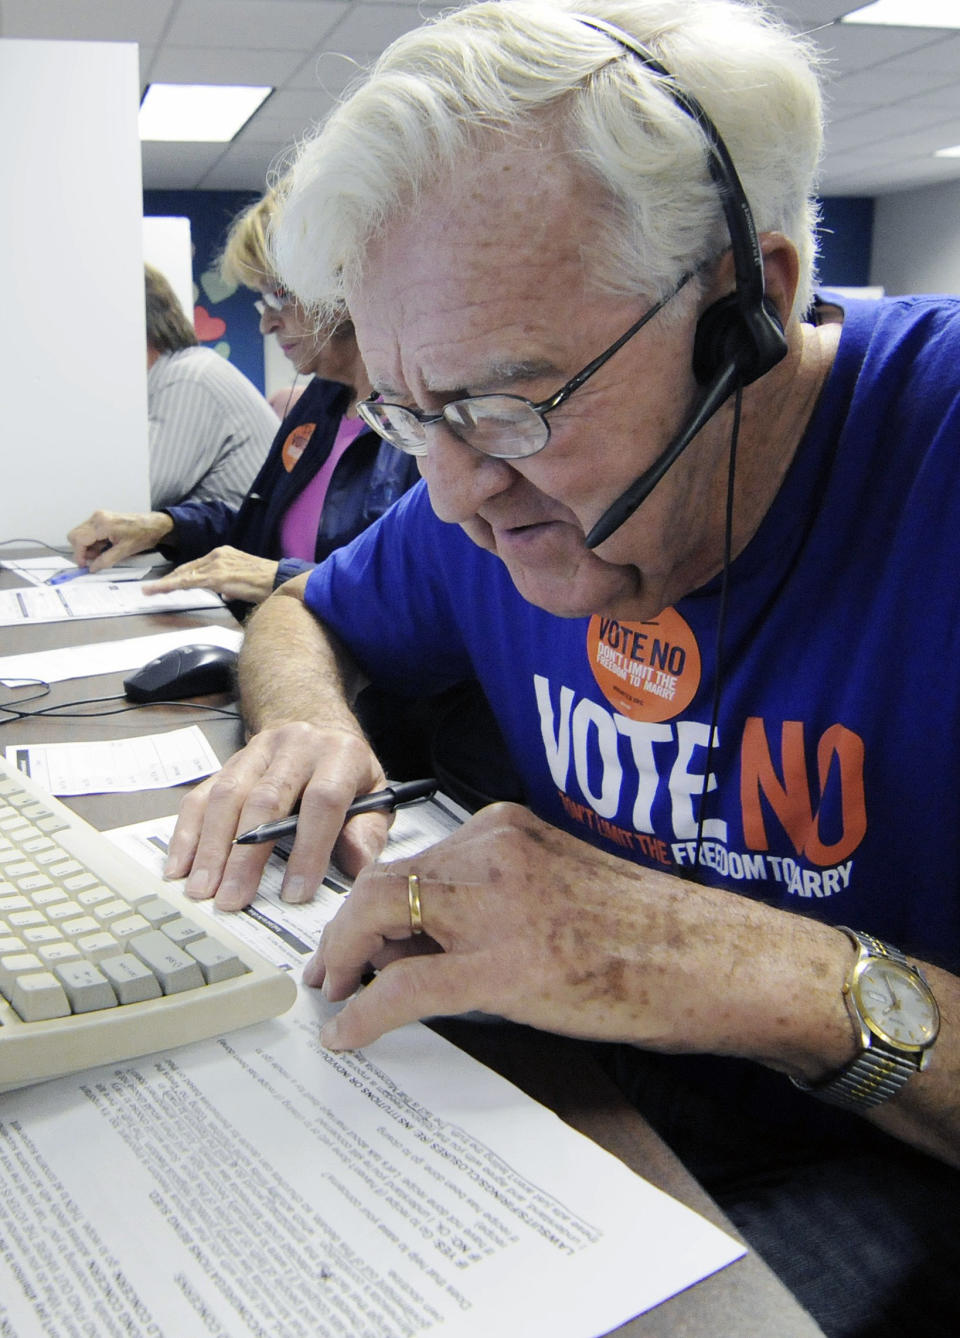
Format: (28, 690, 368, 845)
(578, 17, 788, 549)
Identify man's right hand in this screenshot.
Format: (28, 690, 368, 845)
(67, 509, 175, 571)
(164, 720, 390, 911)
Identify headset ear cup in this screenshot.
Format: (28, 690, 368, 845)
(692, 294, 751, 385)
(693, 293, 787, 387)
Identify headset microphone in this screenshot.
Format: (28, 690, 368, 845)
(577, 18, 788, 550)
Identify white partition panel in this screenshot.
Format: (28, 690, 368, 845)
(0, 39, 147, 545)
(142, 217, 195, 329)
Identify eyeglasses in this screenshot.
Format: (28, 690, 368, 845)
(254, 288, 293, 316)
(357, 272, 691, 459)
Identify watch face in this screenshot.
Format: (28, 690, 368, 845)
(853, 960, 940, 1050)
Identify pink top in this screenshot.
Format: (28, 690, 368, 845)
(280, 415, 367, 560)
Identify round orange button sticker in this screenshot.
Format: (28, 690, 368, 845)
(586, 608, 701, 722)
(281, 423, 315, 472)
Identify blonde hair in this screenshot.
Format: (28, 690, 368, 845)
(219, 189, 280, 290)
(275, 0, 823, 322)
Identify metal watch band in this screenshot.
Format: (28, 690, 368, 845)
(791, 928, 923, 1111)
(795, 1039, 919, 1109)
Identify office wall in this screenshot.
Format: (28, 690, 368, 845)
(871, 179, 960, 296)
(143, 189, 265, 392)
(817, 198, 874, 289)
(0, 39, 147, 544)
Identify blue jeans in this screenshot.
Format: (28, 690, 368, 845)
(601, 1047, 960, 1337)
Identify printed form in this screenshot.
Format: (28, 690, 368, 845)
(0, 804, 745, 1337)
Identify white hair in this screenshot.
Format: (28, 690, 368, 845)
(273, 0, 824, 323)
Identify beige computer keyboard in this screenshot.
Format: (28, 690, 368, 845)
(0, 752, 297, 1091)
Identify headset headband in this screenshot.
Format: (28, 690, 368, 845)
(575, 16, 766, 308)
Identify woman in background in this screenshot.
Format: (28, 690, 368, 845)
(68, 189, 419, 608)
(143, 263, 276, 512)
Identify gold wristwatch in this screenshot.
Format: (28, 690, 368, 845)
(793, 928, 940, 1110)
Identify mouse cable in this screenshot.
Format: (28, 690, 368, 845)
(0, 682, 241, 726)
(0, 537, 66, 555)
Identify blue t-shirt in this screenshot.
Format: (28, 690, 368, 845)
(305, 296, 960, 971)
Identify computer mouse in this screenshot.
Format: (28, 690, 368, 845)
(123, 644, 238, 703)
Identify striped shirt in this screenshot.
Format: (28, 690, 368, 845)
(147, 347, 277, 510)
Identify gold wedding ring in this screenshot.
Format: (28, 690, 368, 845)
(407, 872, 424, 936)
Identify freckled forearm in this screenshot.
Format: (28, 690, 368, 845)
(238, 579, 369, 736)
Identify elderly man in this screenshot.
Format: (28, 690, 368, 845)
(164, 3, 959, 1332)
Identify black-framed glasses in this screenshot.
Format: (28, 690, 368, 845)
(357, 272, 691, 459)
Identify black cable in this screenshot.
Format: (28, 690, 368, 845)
(689, 384, 742, 883)
(0, 537, 67, 556)
(0, 685, 241, 725)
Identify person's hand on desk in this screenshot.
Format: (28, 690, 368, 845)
(67, 508, 174, 571)
(164, 720, 390, 910)
(310, 801, 856, 1064)
(141, 546, 280, 604)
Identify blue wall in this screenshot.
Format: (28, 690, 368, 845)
(144, 189, 877, 394)
(817, 196, 874, 288)
(143, 189, 266, 391)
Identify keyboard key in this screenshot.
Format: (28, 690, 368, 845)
(0, 893, 32, 915)
(0, 951, 44, 996)
(53, 961, 117, 1012)
(187, 936, 249, 984)
(8, 909, 46, 930)
(58, 915, 102, 940)
(37, 941, 82, 969)
(99, 955, 163, 1005)
(109, 913, 151, 943)
(20, 925, 64, 947)
(77, 885, 117, 909)
(129, 931, 205, 993)
(137, 897, 181, 928)
(77, 931, 123, 964)
(10, 971, 71, 1022)
(161, 916, 207, 948)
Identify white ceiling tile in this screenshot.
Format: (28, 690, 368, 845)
(809, 22, 948, 71)
(140, 139, 226, 190)
(1, 0, 954, 196)
(165, 1, 348, 51)
(199, 140, 281, 189)
(773, 1, 867, 24)
(148, 44, 306, 86)
(825, 66, 947, 109)
(244, 85, 335, 124)
(869, 34, 960, 77)
(322, 1, 441, 56)
(0, 0, 176, 44)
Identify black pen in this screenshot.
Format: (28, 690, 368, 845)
(233, 777, 438, 845)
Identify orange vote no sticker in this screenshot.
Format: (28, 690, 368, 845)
(281, 424, 315, 472)
(586, 607, 702, 723)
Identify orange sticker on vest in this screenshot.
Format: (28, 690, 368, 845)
(587, 608, 701, 722)
(281, 423, 315, 472)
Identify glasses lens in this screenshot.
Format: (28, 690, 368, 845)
(357, 401, 428, 455)
(443, 395, 548, 458)
(258, 289, 288, 312)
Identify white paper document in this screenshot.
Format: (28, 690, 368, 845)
(5, 725, 222, 795)
(0, 986, 744, 1338)
(0, 624, 243, 687)
(0, 794, 743, 1334)
(0, 555, 149, 586)
(0, 580, 222, 626)
(105, 793, 473, 970)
